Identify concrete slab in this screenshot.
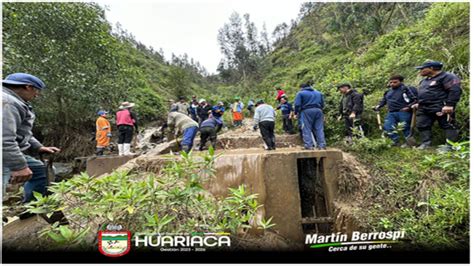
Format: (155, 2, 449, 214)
(86, 155, 137, 177)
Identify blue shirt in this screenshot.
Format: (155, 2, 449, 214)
(294, 86, 324, 114)
(277, 102, 293, 116)
(200, 117, 218, 128)
(211, 106, 225, 118)
(378, 84, 418, 112)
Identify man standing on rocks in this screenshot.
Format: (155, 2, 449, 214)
(253, 99, 276, 150)
(294, 82, 326, 150)
(2, 73, 61, 203)
(411, 60, 462, 150)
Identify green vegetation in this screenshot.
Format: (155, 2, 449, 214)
(2, 2, 469, 251)
(2, 2, 213, 159)
(349, 139, 469, 250)
(28, 149, 272, 247)
(254, 2, 469, 144)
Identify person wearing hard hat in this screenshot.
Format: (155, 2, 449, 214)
(95, 110, 112, 156)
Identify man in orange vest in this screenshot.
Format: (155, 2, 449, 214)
(96, 110, 111, 156)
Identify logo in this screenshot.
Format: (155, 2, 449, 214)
(98, 230, 131, 257)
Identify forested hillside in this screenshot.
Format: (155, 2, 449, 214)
(214, 2, 469, 249)
(2, 2, 214, 159)
(216, 2, 469, 142)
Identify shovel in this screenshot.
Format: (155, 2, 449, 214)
(406, 109, 417, 147)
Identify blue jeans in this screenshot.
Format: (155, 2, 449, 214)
(181, 126, 198, 148)
(300, 108, 326, 149)
(3, 155, 48, 203)
(384, 111, 412, 143)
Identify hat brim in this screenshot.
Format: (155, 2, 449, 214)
(415, 66, 426, 70)
(119, 103, 135, 109)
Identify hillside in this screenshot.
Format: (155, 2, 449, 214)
(2, 2, 215, 159)
(252, 2, 469, 249)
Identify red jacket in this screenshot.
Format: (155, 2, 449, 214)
(276, 89, 286, 101)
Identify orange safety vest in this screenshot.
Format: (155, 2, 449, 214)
(96, 116, 111, 148)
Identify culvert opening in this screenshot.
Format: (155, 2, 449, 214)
(297, 157, 332, 234)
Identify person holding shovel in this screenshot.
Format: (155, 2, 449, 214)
(411, 60, 462, 150)
(374, 75, 418, 147)
(337, 83, 364, 145)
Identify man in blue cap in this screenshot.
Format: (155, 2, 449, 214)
(294, 82, 326, 150)
(411, 60, 462, 149)
(2, 73, 61, 206)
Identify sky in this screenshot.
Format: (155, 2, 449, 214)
(96, 0, 303, 74)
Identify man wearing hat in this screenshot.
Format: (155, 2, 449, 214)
(412, 60, 462, 149)
(95, 110, 112, 156)
(2, 73, 61, 203)
(116, 101, 138, 156)
(197, 98, 212, 125)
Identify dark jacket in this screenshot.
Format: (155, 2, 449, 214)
(378, 84, 418, 112)
(339, 90, 364, 116)
(418, 71, 462, 112)
(197, 104, 212, 121)
(200, 117, 218, 129)
(294, 86, 324, 114)
(277, 102, 293, 116)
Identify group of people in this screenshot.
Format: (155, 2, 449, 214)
(252, 60, 462, 151)
(95, 101, 139, 156)
(1, 60, 463, 209)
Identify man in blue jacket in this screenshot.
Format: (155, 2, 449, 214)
(294, 82, 326, 150)
(374, 75, 418, 146)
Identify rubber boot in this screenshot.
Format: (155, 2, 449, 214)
(124, 144, 136, 156)
(417, 130, 432, 150)
(118, 144, 124, 156)
(445, 129, 459, 143)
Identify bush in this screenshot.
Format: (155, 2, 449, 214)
(27, 149, 273, 247)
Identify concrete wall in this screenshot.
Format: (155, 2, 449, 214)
(209, 149, 342, 244)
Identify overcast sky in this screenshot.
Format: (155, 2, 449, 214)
(96, 0, 303, 74)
